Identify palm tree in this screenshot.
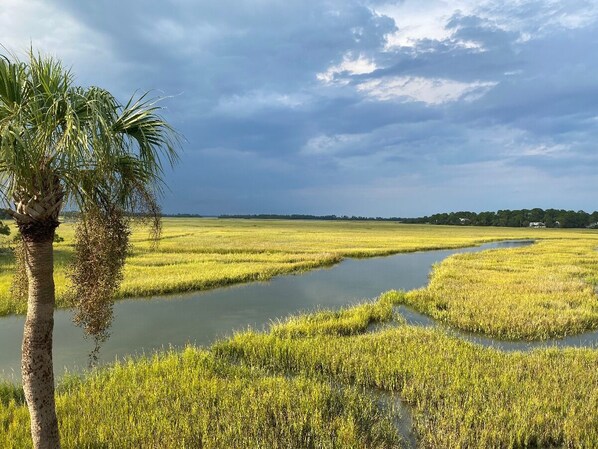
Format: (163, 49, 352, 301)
(0, 51, 178, 449)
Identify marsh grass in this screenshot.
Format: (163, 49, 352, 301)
(216, 320, 598, 448)
(271, 291, 401, 337)
(2, 220, 598, 447)
(0, 348, 402, 448)
(1, 293, 597, 447)
(0, 218, 553, 316)
(398, 238, 598, 339)
(0, 381, 23, 406)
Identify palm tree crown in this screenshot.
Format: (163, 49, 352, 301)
(0, 52, 178, 227)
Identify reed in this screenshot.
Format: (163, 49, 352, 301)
(270, 291, 399, 337)
(217, 313, 598, 448)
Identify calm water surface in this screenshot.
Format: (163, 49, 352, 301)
(0, 240, 532, 380)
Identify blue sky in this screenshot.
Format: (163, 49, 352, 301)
(2, 0, 598, 216)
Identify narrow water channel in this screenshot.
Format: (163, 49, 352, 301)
(392, 305, 598, 351)
(0, 240, 533, 380)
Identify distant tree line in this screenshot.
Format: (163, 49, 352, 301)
(17, 209, 597, 229)
(219, 209, 598, 228)
(401, 208, 598, 228)
(219, 214, 402, 221)
(163, 213, 207, 218)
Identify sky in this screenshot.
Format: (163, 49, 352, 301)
(1, 0, 598, 217)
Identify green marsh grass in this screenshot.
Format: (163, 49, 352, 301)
(0, 348, 402, 448)
(0, 218, 554, 316)
(271, 291, 400, 337)
(399, 238, 598, 339)
(217, 318, 598, 448)
(0, 381, 23, 406)
(1, 290, 597, 447)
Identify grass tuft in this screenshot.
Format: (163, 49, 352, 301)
(271, 291, 401, 337)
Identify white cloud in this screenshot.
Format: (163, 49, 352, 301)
(375, 0, 598, 50)
(376, 0, 478, 48)
(491, 0, 598, 32)
(357, 76, 496, 104)
(316, 53, 378, 84)
(519, 143, 571, 157)
(1, 0, 91, 56)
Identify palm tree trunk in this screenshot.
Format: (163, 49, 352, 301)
(22, 235, 60, 449)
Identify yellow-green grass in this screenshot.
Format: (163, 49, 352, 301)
(0, 217, 554, 316)
(398, 238, 598, 340)
(3, 221, 598, 447)
(0, 348, 401, 449)
(270, 291, 400, 337)
(2, 295, 594, 448)
(217, 309, 598, 448)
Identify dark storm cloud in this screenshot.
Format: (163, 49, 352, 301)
(53, 0, 396, 93)
(3, 0, 598, 215)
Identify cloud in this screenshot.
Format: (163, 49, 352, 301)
(0, 0, 136, 95)
(301, 133, 369, 156)
(376, 0, 478, 48)
(317, 53, 378, 83)
(213, 91, 311, 117)
(377, 0, 598, 50)
(356, 76, 497, 104)
(3, 0, 598, 216)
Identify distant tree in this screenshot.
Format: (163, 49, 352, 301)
(475, 211, 494, 226)
(495, 210, 509, 227)
(529, 208, 544, 222)
(577, 210, 590, 227)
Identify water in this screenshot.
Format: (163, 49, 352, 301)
(0, 240, 533, 381)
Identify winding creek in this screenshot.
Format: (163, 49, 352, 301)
(1, 239, 597, 384)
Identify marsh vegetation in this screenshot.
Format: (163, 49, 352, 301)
(0, 217, 569, 316)
(401, 238, 598, 339)
(1, 219, 598, 448)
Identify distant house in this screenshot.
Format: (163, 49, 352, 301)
(529, 222, 546, 228)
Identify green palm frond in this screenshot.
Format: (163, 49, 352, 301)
(0, 51, 180, 216)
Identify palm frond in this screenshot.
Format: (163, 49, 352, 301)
(0, 51, 180, 216)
